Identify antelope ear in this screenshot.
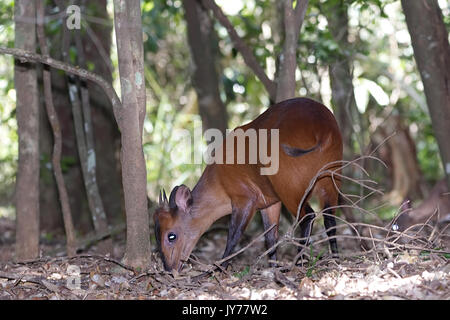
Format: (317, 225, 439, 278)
(169, 185, 193, 213)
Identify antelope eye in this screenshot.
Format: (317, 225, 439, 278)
(168, 232, 177, 243)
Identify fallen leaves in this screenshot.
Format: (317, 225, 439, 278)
(0, 251, 448, 300)
(0, 215, 449, 300)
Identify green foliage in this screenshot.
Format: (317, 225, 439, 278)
(234, 266, 250, 279)
(306, 248, 325, 278)
(420, 249, 450, 260)
(42, 232, 55, 242)
(376, 204, 399, 221)
(0, 0, 16, 209)
(60, 156, 77, 173)
(408, 106, 444, 182)
(142, 0, 185, 55)
(0, 0, 14, 48)
(86, 61, 95, 72)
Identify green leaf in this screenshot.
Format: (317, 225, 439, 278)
(142, 1, 155, 12)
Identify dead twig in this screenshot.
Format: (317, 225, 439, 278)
(0, 271, 62, 296)
(69, 254, 136, 273)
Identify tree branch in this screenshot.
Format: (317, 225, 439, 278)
(201, 0, 277, 101)
(293, 0, 309, 31)
(0, 46, 123, 126)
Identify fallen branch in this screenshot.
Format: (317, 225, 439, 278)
(0, 271, 61, 295)
(69, 254, 136, 273)
(76, 223, 126, 253)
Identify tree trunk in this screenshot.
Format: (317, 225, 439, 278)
(39, 1, 122, 235)
(395, 178, 450, 232)
(55, 0, 113, 254)
(401, 0, 450, 190)
(183, 0, 228, 134)
(325, 0, 357, 161)
(37, 0, 77, 256)
(374, 116, 425, 204)
(275, 0, 308, 102)
(14, 0, 40, 260)
(0, 35, 123, 256)
(113, 0, 151, 269)
(39, 0, 87, 233)
(80, 0, 123, 226)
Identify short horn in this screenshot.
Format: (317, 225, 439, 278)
(163, 189, 169, 204)
(158, 190, 163, 206)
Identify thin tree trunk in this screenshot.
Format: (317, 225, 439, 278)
(183, 0, 228, 134)
(128, 1, 146, 132)
(56, 0, 112, 254)
(275, 0, 308, 102)
(329, 61, 355, 157)
(36, 0, 77, 256)
(0, 12, 127, 258)
(201, 0, 277, 101)
(68, 76, 111, 251)
(14, 0, 40, 260)
(63, 0, 122, 232)
(325, 0, 356, 161)
(113, 0, 151, 269)
(379, 116, 425, 204)
(1, 46, 121, 234)
(401, 0, 450, 190)
(81, 0, 123, 229)
(39, 1, 86, 234)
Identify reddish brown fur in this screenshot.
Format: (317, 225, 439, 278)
(154, 98, 343, 271)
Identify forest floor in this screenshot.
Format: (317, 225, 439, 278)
(0, 216, 449, 300)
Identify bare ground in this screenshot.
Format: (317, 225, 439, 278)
(0, 216, 449, 300)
